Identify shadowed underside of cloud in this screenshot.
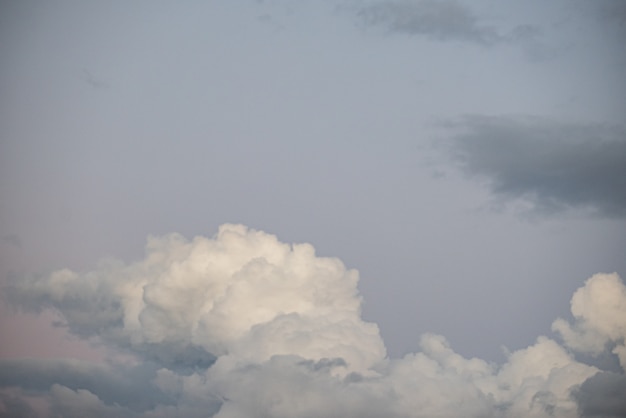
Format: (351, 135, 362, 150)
(573, 371, 626, 418)
(0, 392, 38, 418)
(0, 359, 176, 414)
(443, 116, 626, 218)
(2, 224, 626, 417)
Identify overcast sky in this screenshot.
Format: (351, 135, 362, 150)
(1, 1, 625, 417)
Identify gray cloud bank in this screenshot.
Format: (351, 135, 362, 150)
(443, 116, 626, 218)
(2, 224, 626, 417)
(0, 359, 175, 415)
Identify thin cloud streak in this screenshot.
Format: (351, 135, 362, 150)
(350, 0, 546, 49)
(355, 0, 500, 44)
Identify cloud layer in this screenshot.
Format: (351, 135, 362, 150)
(3, 224, 626, 417)
(443, 116, 626, 217)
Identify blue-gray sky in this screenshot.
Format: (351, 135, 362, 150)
(1, 1, 625, 417)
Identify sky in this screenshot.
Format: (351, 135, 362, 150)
(0, 0, 625, 417)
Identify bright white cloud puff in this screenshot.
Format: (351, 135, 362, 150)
(3, 224, 625, 417)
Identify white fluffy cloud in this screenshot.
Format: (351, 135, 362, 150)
(4, 224, 625, 417)
(552, 273, 626, 370)
(10, 224, 385, 372)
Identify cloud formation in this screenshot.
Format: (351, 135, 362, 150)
(354, 0, 501, 44)
(8, 224, 384, 372)
(573, 371, 626, 418)
(0, 392, 38, 418)
(553, 273, 626, 369)
(350, 0, 546, 50)
(443, 116, 626, 217)
(3, 224, 625, 417)
(0, 358, 171, 413)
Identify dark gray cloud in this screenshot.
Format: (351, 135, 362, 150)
(354, 0, 502, 44)
(442, 116, 626, 217)
(0, 392, 39, 418)
(573, 371, 626, 418)
(584, 0, 626, 26)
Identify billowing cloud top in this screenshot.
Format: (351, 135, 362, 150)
(3, 225, 626, 417)
(8, 224, 385, 372)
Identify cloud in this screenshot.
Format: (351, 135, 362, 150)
(0, 358, 171, 413)
(0, 392, 39, 418)
(583, 0, 626, 27)
(353, 0, 501, 44)
(81, 69, 109, 90)
(1, 233, 21, 249)
(47, 384, 135, 418)
(350, 0, 546, 49)
(572, 371, 626, 418)
(7, 224, 385, 372)
(442, 116, 626, 218)
(3, 224, 625, 417)
(552, 273, 626, 370)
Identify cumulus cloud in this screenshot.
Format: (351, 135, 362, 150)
(2, 224, 625, 417)
(47, 384, 134, 418)
(442, 116, 626, 217)
(8, 224, 384, 373)
(552, 273, 626, 369)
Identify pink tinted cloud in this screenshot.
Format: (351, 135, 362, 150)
(0, 306, 107, 362)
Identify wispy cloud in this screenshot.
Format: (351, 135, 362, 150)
(1, 233, 22, 249)
(3, 225, 625, 416)
(442, 116, 626, 218)
(587, 0, 626, 26)
(354, 0, 501, 44)
(345, 0, 560, 62)
(349, 0, 548, 49)
(81, 69, 109, 90)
